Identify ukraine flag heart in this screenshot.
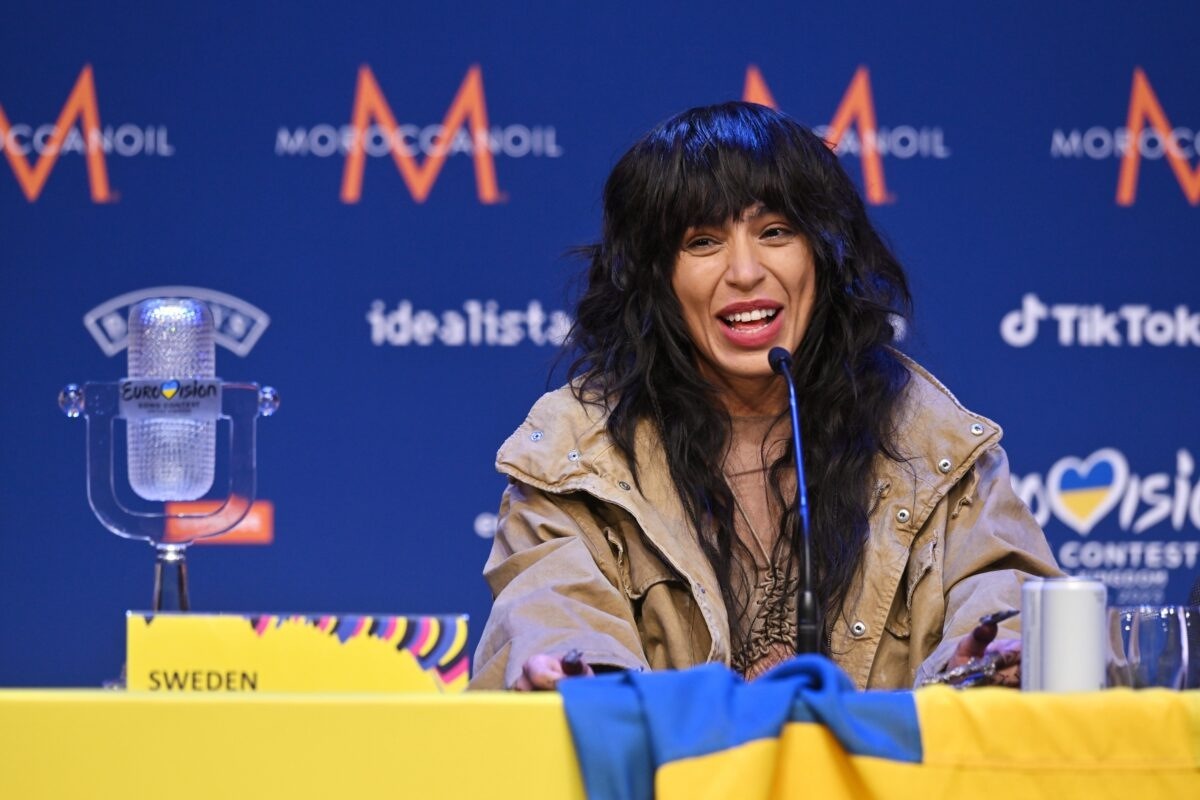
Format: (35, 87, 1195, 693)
(1047, 448, 1129, 535)
(160, 380, 180, 400)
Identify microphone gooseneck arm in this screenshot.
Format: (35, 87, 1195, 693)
(768, 347, 820, 655)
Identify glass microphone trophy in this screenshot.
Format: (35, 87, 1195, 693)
(59, 297, 279, 611)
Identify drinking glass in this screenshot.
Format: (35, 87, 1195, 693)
(1107, 605, 1200, 689)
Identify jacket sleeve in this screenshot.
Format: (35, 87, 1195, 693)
(469, 479, 651, 690)
(914, 444, 1063, 686)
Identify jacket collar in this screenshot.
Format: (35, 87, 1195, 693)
(496, 361, 1001, 536)
(877, 354, 1001, 540)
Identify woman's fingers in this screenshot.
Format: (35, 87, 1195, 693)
(514, 653, 595, 691)
(522, 654, 565, 690)
(987, 639, 1022, 668)
(986, 639, 1022, 687)
(948, 630, 989, 668)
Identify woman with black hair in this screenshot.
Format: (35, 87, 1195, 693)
(471, 102, 1059, 691)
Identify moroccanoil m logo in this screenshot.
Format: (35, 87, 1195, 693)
(744, 65, 950, 205)
(1051, 67, 1200, 206)
(275, 65, 562, 204)
(0, 65, 174, 203)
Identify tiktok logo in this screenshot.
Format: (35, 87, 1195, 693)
(1000, 293, 1200, 348)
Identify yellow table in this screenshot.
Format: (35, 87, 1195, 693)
(2, 688, 1198, 799)
(0, 690, 583, 799)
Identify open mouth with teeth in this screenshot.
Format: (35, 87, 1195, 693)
(722, 307, 779, 330)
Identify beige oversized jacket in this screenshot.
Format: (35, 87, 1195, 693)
(471, 360, 1061, 690)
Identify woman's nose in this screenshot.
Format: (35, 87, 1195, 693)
(723, 235, 766, 288)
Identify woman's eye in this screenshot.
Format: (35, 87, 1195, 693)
(685, 236, 718, 250)
(762, 225, 792, 239)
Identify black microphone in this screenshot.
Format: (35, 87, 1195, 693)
(768, 346, 820, 655)
(1188, 573, 1200, 606)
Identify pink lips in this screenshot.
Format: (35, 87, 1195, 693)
(716, 300, 783, 349)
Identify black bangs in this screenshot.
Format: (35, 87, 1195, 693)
(629, 102, 829, 246)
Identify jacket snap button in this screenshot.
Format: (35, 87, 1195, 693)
(567, 449, 580, 462)
(530, 430, 543, 441)
(618, 480, 631, 491)
(970, 423, 984, 436)
(937, 458, 952, 473)
(851, 621, 867, 637)
(896, 508, 911, 524)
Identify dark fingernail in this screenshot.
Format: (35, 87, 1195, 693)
(971, 621, 998, 646)
(562, 649, 585, 676)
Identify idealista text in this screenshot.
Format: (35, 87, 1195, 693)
(367, 299, 572, 347)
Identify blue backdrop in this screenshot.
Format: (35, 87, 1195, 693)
(3, 1, 1198, 686)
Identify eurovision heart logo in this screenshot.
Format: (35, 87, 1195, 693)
(160, 380, 180, 400)
(1046, 448, 1129, 535)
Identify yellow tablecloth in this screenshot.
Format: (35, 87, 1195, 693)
(0, 690, 583, 799)
(1, 688, 1198, 799)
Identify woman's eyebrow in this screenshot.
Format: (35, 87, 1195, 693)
(740, 203, 769, 220)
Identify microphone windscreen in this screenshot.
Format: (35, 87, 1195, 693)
(1189, 573, 1200, 606)
(768, 347, 791, 375)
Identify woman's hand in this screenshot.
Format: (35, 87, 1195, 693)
(513, 651, 595, 691)
(947, 633, 1022, 688)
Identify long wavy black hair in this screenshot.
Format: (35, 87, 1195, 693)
(567, 102, 912, 654)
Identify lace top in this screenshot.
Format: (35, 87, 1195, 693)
(723, 415, 799, 680)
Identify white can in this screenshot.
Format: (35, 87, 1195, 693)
(1021, 577, 1107, 692)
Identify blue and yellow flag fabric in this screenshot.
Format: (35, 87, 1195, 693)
(560, 655, 1200, 800)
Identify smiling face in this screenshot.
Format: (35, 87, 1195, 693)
(670, 204, 817, 413)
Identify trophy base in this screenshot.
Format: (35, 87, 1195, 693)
(152, 544, 190, 612)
